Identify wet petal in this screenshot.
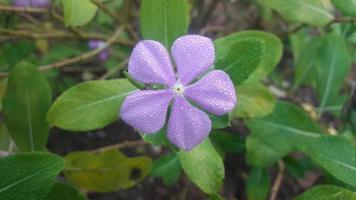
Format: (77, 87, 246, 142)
(167, 96, 211, 151)
(171, 35, 215, 85)
(120, 90, 174, 134)
(185, 70, 236, 116)
(129, 40, 176, 87)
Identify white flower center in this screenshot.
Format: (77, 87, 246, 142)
(173, 83, 185, 95)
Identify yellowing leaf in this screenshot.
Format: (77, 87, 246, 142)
(233, 83, 276, 118)
(64, 149, 152, 192)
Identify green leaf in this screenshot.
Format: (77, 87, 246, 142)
(151, 153, 181, 185)
(0, 40, 35, 71)
(316, 32, 351, 114)
(0, 152, 64, 200)
(0, 78, 7, 112)
(210, 131, 245, 154)
(64, 149, 152, 192)
(0, 123, 11, 151)
(214, 31, 282, 83)
(331, 0, 356, 17)
(48, 79, 137, 131)
(209, 193, 226, 200)
(3, 62, 52, 151)
(215, 39, 264, 85)
(46, 182, 87, 200)
(247, 101, 356, 188)
(295, 185, 356, 200)
(291, 29, 322, 87)
(264, 0, 334, 26)
(178, 138, 224, 194)
(61, 0, 98, 26)
(140, 128, 167, 146)
(246, 167, 270, 200)
(140, 0, 190, 48)
(246, 101, 322, 166)
(232, 82, 276, 118)
(210, 114, 230, 129)
(301, 136, 356, 188)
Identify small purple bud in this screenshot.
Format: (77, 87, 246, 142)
(12, 0, 51, 8)
(88, 40, 105, 49)
(99, 51, 109, 61)
(88, 40, 109, 61)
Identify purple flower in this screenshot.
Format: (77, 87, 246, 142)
(120, 35, 237, 151)
(88, 40, 110, 61)
(12, 0, 51, 8)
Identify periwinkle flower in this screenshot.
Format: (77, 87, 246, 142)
(120, 35, 237, 151)
(88, 40, 110, 61)
(12, 0, 50, 8)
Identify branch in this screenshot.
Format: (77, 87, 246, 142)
(0, 4, 48, 13)
(90, 140, 147, 153)
(99, 58, 129, 80)
(90, 0, 138, 41)
(269, 161, 285, 200)
(0, 27, 125, 77)
(0, 28, 133, 46)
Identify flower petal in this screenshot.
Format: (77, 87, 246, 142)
(185, 70, 236, 116)
(172, 35, 215, 85)
(167, 96, 211, 151)
(129, 40, 176, 87)
(120, 90, 174, 134)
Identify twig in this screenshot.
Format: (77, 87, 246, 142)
(90, 0, 138, 41)
(0, 27, 125, 77)
(90, 0, 121, 22)
(0, 28, 133, 46)
(0, 4, 48, 13)
(269, 161, 285, 200)
(90, 140, 146, 153)
(99, 58, 129, 80)
(50, 8, 84, 37)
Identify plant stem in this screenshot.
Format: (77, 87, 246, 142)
(0, 4, 48, 13)
(269, 161, 285, 200)
(90, 140, 147, 153)
(0, 26, 125, 77)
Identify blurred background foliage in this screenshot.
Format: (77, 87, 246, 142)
(0, 0, 356, 200)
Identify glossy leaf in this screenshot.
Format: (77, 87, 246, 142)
(62, 0, 98, 26)
(215, 39, 264, 85)
(246, 167, 270, 200)
(264, 0, 334, 26)
(48, 79, 137, 131)
(3, 62, 51, 151)
(140, 128, 167, 146)
(301, 136, 356, 188)
(140, 0, 190, 48)
(178, 138, 224, 194)
(295, 185, 356, 200)
(64, 149, 152, 192)
(46, 182, 87, 200)
(151, 153, 181, 185)
(0, 152, 64, 200)
(316, 33, 351, 114)
(246, 101, 322, 166)
(331, 0, 356, 17)
(210, 114, 230, 129)
(232, 83, 276, 118)
(247, 101, 356, 188)
(214, 31, 282, 83)
(291, 30, 322, 87)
